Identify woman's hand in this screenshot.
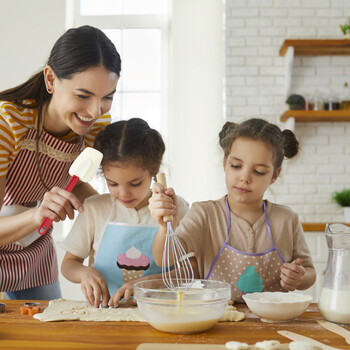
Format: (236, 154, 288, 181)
(280, 258, 305, 291)
(35, 186, 84, 225)
(149, 182, 178, 227)
(79, 266, 110, 308)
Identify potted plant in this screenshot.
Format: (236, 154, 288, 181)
(340, 18, 350, 39)
(333, 188, 350, 222)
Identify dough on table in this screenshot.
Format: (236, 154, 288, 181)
(255, 340, 281, 349)
(34, 299, 246, 323)
(33, 299, 146, 322)
(225, 341, 249, 349)
(289, 341, 316, 350)
(220, 305, 245, 322)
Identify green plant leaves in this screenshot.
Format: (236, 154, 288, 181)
(333, 189, 350, 207)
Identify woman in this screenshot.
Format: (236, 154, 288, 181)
(0, 25, 121, 300)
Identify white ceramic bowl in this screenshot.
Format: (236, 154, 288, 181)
(242, 291, 313, 322)
(134, 279, 231, 334)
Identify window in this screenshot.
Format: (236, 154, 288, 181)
(57, 1, 170, 237)
(70, 0, 170, 133)
(66, 0, 170, 195)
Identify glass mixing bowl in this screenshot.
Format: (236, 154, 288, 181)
(134, 279, 231, 334)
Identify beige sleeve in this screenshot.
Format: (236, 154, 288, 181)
(175, 202, 208, 260)
(176, 195, 190, 224)
(292, 217, 314, 268)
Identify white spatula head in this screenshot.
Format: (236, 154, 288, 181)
(69, 147, 103, 182)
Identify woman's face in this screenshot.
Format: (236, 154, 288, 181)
(103, 162, 153, 211)
(44, 65, 118, 136)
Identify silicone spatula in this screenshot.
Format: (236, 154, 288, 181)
(38, 147, 103, 235)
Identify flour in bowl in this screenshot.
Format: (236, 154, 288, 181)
(256, 292, 311, 303)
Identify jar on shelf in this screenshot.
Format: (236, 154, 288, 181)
(340, 82, 350, 110)
(310, 91, 323, 111)
(324, 92, 340, 110)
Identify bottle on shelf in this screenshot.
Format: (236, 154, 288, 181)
(324, 90, 340, 110)
(340, 82, 350, 110)
(311, 90, 323, 111)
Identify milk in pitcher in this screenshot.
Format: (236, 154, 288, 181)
(318, 287, 350, 324)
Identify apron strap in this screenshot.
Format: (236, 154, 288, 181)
(263, 200, 286, 263)
(205, 196, 231, 279)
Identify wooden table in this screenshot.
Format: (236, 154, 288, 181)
(0, 300, 349, 349)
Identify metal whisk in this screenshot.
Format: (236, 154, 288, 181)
(156, 173, 194, 291)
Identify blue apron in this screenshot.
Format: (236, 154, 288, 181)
(94, 206, 162, 296)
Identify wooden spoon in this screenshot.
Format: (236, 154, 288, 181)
(317, 320, 350, 345)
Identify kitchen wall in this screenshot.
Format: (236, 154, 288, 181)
(0, 0, 66, 90)
(225, 0, 350, 223)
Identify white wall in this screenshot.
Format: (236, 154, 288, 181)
(0, 0, 65, 90)
(225, 0, 350, 223)
(168, 0, 226, 204)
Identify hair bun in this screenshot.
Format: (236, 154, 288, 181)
(219, 122, 237, 149)
(282, 129, 299, 158)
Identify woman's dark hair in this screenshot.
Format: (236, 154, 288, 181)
(0, 25, 121, 189)
(219, 118, 299, 172)
(0, 25, 121, 119)
(94, 118, 165, 176)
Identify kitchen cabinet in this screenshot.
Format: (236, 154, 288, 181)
(279, 39, 350, 124)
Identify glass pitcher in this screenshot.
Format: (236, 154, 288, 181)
(318, 223, 350, 324)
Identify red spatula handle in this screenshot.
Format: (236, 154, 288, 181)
(38, 175, 80, 235)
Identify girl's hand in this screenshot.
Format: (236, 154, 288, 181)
(80, 267, 110, 308)
(149, 182, 178, 227)
(108, 281, 137, 308)
(36, 186, 84, 225)
(280, 258, 305, 291)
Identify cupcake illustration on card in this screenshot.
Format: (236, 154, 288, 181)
(117, 246, 150, 282)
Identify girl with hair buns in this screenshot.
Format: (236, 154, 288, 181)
(150, 118, 316, 303)
(0, 25, 121, 300)
(61, 118, 189, 308)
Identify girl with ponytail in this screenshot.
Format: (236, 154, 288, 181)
(150, 118, 316, 303)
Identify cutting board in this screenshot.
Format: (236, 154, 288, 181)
(137, 343, 290, 349)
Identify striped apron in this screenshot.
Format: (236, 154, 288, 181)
(0, 128, 83, 292)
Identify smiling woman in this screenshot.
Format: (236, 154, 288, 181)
(0, 25, 121, 301)
(43, 65, 118, 137)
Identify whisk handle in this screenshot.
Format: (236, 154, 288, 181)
(156, 173, 174, 223)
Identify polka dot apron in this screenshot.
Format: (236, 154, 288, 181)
(206, 197, 286, 303)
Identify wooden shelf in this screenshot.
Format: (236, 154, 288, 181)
(280, 39, 350, 56)
(302, 222, 350, 232)
(280, 110, 350, 122)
